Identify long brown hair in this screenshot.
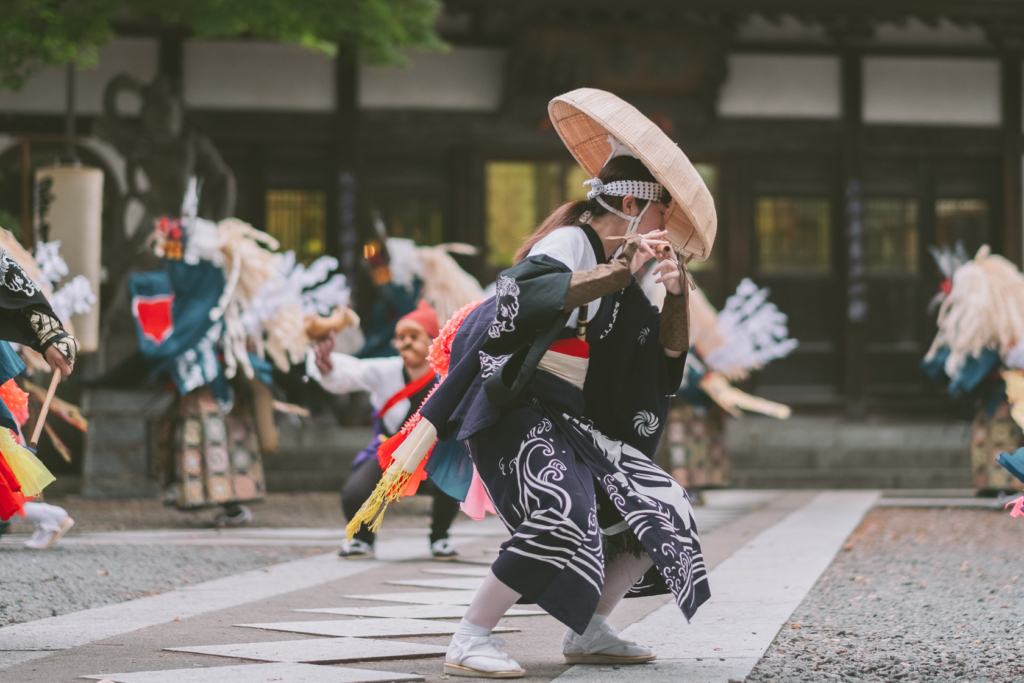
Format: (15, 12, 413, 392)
(513, 156, 670, 263)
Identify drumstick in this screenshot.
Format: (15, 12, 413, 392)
(29, 370, 61, 449)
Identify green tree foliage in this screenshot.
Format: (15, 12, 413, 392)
(0, 0, 443, 91)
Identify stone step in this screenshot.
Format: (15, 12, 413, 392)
(264, 420, 373, 493)
(726, 415, 973, 489)
(730, 467, 972, 490)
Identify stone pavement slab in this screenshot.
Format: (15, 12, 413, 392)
(0, 554, 390, 653)
(446, 517, 509, 536)
(876, 496, 1004, 508)
(81, 662, 423, 682)
(343, 591, 478, 605)
(555, 491, 879, 682)
(385, 578, 484, 590)
(166, 636, 446, 663)
(295, 606, 544, 619)
(2, 491, 797, 682)
(237, 618, 517, 638)
(0, 527, 484, 671)
(53, 528, 352, 547)
(420, 567, 491, 577)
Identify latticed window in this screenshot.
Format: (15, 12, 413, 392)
(265, 190, 327, 264)
(864, 198, 918, 275)
(936, 198, 988, 257)
(485, 162, 563, 268)
(756, 197, 832, 275)
(376, 198, 445, 246)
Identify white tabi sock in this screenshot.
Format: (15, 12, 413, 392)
(455, 618, 491, 639)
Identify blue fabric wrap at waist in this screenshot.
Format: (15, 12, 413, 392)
(522, 369, 585, 420)
(352, 413, 385, 469)
(0, 342, 24, 431)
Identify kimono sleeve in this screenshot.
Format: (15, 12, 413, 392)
(0, 249, 60, 349)
(420, 255, 573, 440)
(481, 255, 572, 356)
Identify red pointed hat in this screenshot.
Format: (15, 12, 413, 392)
(398, 300, 440, 339)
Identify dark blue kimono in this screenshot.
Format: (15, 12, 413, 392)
(420, 228, 709, 634)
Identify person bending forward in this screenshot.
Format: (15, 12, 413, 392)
(307, 300, 460, 560)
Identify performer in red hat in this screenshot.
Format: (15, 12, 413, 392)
(307, 300, 459, 559)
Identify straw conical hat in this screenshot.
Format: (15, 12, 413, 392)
(548, 88, 717, 261)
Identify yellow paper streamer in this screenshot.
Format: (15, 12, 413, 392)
(1, 429, 55, 498)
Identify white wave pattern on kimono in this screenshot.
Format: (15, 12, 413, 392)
(488, 418, 605, 594)
(572, 417, 706, 617)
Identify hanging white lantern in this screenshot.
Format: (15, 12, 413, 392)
(34, 165, 103, 353)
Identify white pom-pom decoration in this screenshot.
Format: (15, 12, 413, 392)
(50, 275, 96, 324)
(703, 278, 798, 379)
(34, 241, 69, 285)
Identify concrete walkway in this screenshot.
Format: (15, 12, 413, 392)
(0, 490, 875, 683)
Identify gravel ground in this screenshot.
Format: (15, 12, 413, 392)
(0, 544, 317, 627)
(747, 508, 1024, 683)
(7, 492, 442, 533)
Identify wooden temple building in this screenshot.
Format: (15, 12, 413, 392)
(2, 0, 1024, 421)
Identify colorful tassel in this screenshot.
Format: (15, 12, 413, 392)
(347, 419, 438, 540)
(0, 428, 54, 498)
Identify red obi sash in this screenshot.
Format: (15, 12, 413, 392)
(549, 338, 589, 359)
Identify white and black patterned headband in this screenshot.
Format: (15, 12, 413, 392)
(578, 134, 666, 242)
(583, 177, 664, 202)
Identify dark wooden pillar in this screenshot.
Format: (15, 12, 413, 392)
(333, 46, 360, 279)
(157, 27, 186, 92)
(724, 155, 751, 294)
(841, 49, 867, 418)
(449, 146, 486, 280)
(1002, 52, 1023, 267)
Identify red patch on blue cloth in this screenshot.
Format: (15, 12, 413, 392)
(132, 294, 175, 345)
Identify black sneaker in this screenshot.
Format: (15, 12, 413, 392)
(338, 539, 375, 559)
(213, 505, 252, 528)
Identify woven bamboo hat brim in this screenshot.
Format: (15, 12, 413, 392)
(548, 88, 716, 260)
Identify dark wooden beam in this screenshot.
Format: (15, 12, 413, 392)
(1002, 52, 1023, 266)
(446, 0, 1024, 24)
(157, 27, 186, 93)
(840, 48, 867, 418)
(723, 155, 751, 293)
(333, 46, 360, 278)
(187, 111, 338, 144)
